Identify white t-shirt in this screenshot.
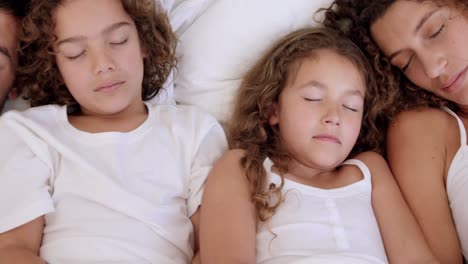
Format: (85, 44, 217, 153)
(0, 102, 227, 264)
(256, 158, 388, 264)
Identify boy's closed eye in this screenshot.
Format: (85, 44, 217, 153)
(59, 46, 86, 60)
(110, 38, 128, 45)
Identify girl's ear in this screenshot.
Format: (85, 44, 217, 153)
(140, 43, 149, 58)
(269, 102, 279, 125)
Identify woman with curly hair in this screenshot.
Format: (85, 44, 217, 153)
(0, 0, 226, 263)
(323, 0, 468, 263)
(199, 27, 437, 264)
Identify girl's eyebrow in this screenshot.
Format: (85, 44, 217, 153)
(56, 22, 131, 46)
(300, 80, 364, 98)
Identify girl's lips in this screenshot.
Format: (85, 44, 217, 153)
(313, 134, 341, 144)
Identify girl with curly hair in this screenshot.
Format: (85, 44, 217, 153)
(323, 1, 468, 262)
(0, 0, 226, 263)
(199, 27, 437, 264)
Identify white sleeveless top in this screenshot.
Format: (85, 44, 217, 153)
(443, 107, 468, 257)
(255, 158, 388, 264)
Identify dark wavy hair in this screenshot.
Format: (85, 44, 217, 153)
(0, 0, 29, 17)
(17, 0, 176, 107)
(228, 27, 382, 222)
(322, 0, 467, 131)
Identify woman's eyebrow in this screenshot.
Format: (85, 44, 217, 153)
(388, 8, 440, 61)
(414, 8, 439, 35)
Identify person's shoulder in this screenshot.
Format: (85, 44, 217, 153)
(220, 149, 246, 164)
(209, 149, 248, 182)
(1, 104, 63, 123)
(353, 151, 386, 165)
(352, 151, 388, 173)
(211, 149, 248, 175)
(390, 107, 455, 131)
(351, 151, 394, 186)
(388, 107, 458, 145)
(151, 103, 219, 124)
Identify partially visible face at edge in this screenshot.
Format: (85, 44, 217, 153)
(0, 10, 19, 112)
(371, 0, 468, 107)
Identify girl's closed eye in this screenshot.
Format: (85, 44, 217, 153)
(343, 105, 359, 112)
(304, 98, 321, 102)
(342, 97, 363, 112)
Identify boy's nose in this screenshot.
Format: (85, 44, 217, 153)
(92, 49, 116, 75)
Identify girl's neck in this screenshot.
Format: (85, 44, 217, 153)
(275, 160, 362, 190)
(68, 101, 148, 133)
(285, 162, 336, 184)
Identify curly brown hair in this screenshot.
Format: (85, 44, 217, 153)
(228, 27, 382, 222)
(321, 0, 467, 138)
(17, 0, 176, 107)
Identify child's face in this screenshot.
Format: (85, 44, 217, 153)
(269, 49, 365, 171)
(53, 0, 146, 115)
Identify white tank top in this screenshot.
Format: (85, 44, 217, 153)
(443, 107, 468, 257)
(255, 158, 388, 264)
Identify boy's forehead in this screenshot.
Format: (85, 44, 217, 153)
(53, 0, 131, 38)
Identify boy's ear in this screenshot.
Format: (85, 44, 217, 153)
(268, 102, 279, 125)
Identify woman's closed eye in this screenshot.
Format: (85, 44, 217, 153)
(429, 24, 445, 39)
(400, 25, 445, 72)
(401, 54, 414, 72)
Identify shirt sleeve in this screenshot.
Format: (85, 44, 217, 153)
(186, 113, 227, 217)
(0, 116, 54, 233)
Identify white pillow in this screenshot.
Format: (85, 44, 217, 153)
(150, 0, 217, 105)
(174, 0, 333, 124)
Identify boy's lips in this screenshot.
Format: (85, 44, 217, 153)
(95, 81, 125, 92)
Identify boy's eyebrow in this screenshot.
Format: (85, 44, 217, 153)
(56, 22, 131, 46)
